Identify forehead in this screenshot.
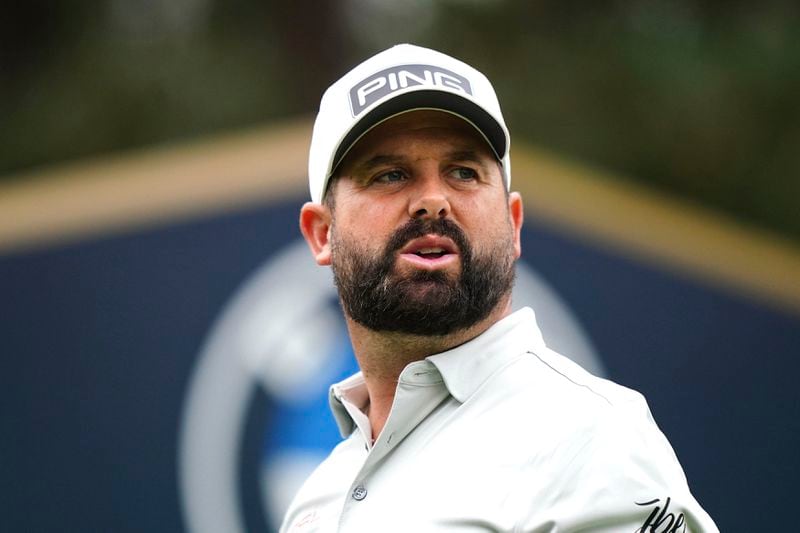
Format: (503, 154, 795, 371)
(339, 110, 497, 168)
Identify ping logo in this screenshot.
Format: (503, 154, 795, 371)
(349, 64, 472, 116)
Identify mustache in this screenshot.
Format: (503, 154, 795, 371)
(383, 217, 470, 258)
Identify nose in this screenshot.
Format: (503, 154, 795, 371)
(408, 174, 451, 220)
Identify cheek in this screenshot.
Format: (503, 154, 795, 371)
(333, 215, 395, 253)
(458, 203, 515, 252)
(456, 196, 506, 229)
(338, 202, 401, 243)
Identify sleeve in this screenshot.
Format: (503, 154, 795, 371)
(514, 397, 720, 533)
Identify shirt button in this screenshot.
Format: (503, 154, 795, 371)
(352, 485, 367, 501)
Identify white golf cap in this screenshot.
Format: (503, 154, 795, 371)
(307, 43, 511, 203)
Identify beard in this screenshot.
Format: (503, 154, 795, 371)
(330, 217, 516, 336)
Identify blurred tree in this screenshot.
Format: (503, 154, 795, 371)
(419, 0, 800, 240)
(1, 0, 798, 242)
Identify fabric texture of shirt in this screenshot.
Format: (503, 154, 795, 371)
(280, 307, 719, 532)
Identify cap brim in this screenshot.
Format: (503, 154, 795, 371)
(331, 89, 507, 178)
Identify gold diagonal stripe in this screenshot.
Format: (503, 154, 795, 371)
(1, 117, 798, 314)
(0, 118, 311, 252)
(512, 147, 800, 314)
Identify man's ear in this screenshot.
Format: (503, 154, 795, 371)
(299, 202, 332, 266)
(508, 192, 524, 259)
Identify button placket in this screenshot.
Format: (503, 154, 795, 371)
(352, 484, 368, 501)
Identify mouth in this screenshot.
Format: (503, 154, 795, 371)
(397, 235, 459, 270)
(413, 247, 448, 259)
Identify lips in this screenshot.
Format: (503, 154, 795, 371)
(400, 235, 457, 256)
(414, 247, 448, 258)
(397, 235, 459, 270)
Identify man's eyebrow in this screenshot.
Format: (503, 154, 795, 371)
(355, 154, 406, 172)
(350, 149, 493, 174)
(445, 149, 489, 164)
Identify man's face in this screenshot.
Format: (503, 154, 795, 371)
(320, 110, 523, 336)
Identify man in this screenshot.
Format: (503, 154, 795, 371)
(282, 44, 718, 532)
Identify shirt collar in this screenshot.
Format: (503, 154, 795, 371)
(427, 306, 545, 402)
(329, 307, 546, 436)
(329, 371, 368, 438)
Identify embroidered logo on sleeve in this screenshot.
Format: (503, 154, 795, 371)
(634, 497, 687, 532)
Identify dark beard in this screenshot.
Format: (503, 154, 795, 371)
(331, 217, 516, 336)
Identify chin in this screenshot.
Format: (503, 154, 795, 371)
(406, 285, 451, 306)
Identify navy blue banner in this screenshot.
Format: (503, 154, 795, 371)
(2, 198, 798, 532)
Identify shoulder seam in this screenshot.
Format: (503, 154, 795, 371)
(525, 350, 614, 406)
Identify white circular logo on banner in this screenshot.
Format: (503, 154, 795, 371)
(178, 239, 604, 532)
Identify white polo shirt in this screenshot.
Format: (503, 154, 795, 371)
(280, 307, 719, 532)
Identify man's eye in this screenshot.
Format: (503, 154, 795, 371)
(450, 168, 478, 181)
(375, 170, 406, 183)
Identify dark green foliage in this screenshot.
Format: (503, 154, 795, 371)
(1, 0, 797, 240)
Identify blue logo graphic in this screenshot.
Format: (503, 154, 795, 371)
(178, 239, 604, 532)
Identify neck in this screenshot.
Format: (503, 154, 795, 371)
(344, 296, 513, 439)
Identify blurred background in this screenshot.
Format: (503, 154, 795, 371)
(2, 1, 799, 532)
(2, 0, 798, 240)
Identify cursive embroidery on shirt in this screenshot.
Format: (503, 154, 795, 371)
(634, 497, 686, 533)
(291, 510, 319, 530)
